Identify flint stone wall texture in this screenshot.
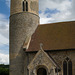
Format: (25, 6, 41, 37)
(26, 50, 75, 75)
(10, 12, 39, 75)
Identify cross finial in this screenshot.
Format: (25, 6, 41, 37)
(40, 43, 43, 50)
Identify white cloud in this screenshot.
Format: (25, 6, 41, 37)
(0, 34, 9, 46)
(0, 14, 9, 64)
(70, 0, 75, 20)
(4, 0, 75, 24)
(39, 0, 71, 11)
(0, 53, 9, 64)
(39, 0, 75, 24)
(5, 0, 10, 8)
(39, 12, 54, 24)
(0, 14, 9, 58)
(0, 0, 9, 63)
(0, 13, 9, 40)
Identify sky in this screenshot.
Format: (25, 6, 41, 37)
(0, 0, 75, 64)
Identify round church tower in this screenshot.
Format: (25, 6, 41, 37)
(10, 0, 39, 75)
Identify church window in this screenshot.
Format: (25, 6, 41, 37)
(23, 0, 28, 11)
(37, 68, 47, 75)
(63, 61, 67, 75)
(63, 57, 72, 75)
(23, 1, 25, 11)
(26, 1, 28, 11)
(68, 60, 72, 75)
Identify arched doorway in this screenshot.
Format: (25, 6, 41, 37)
(37, 68, 47, 75)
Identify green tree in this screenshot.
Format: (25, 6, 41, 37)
(0, 67, 9, 75)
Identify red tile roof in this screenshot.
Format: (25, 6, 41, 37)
(26, 21, 75, 52)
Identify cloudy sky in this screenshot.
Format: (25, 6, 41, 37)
(0, 0, 75, 64)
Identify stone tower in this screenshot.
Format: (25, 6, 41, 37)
(10, 0, 39, 75)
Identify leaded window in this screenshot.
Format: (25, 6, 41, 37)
(63, 57, 72, 75)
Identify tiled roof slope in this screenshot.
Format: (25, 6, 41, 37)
(27, 21, 75, 52)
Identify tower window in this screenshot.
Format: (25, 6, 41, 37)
(23, 0, 28, 11)
(26, 1, 28, 11)
(23, 1, 25, 11)
(63, 57, 72, 75)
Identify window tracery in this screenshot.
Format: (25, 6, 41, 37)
(63, 57, 72, 75)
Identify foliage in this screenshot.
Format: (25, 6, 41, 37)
(0, 64, 9, 68)
(0, 64, 9, 75)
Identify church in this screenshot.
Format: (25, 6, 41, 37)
(10, 0, 75, 75)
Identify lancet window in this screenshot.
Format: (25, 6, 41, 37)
(23, 0, 28, 11)
(63, 57, 72, 75)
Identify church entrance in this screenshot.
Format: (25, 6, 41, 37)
(37, 68, 47, 75)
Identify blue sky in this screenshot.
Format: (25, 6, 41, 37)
(0, 0, 9, 64)
(0, 0, 75, 64)
(0, 0, 10, 17)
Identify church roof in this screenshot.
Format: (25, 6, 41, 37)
(26, 21, 75, 52)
